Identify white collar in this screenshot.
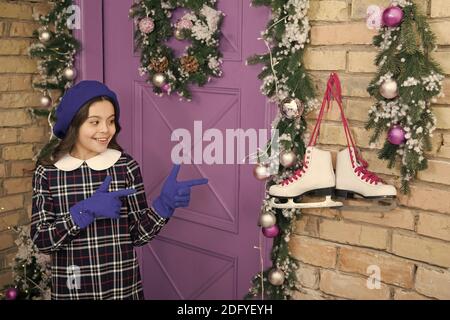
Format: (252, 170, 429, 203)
(54, 149, 122, 171)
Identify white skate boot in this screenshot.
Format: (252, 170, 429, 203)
(268, 146, 343, 209)
(335, 147, 397, 211)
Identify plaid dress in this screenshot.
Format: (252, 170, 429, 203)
(31, 150, 167, 300)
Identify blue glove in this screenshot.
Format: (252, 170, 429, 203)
(152, 165, 208, 218)
(69, 207, 95, 229)
(70, 176, 136, 228)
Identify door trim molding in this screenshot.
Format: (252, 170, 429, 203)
(74, 0, 104, 82)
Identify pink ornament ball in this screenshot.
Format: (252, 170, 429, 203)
(177, 19, 193, 30)
(162, 83, 171, 92)
(366, 5, 383, 30)
(139, 17, 155, 34)
(382, 6, 404, 27)
(5, 287, 18, 300)
(388, 125, 406, 145)
(262, 225, 279, 238)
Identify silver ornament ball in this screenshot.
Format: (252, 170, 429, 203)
(40, 95, 52, 108)
(259, 212, 276, 228)
(63, 67, 77, 81)
(280, 150, 297, 168)
(152, 73, 166, 88)
(268, 268, 285, 286)
(39, 30, 52, 43)
(380, 79, 398, 99)
(253, 164, 270, 181)
(280, 98, 304, 120)
(128, 7, 136, 17)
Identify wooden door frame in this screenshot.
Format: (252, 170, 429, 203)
(74, 0, 104, 82)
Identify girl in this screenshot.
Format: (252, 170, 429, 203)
(31, 80, 208, 299)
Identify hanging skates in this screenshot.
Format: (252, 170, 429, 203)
(268, 146, 343, 209)
(268, 73, 397, 211)
(268, 73, 344, 209)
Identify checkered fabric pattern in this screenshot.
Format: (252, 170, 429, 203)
(31, 153, 167, 300)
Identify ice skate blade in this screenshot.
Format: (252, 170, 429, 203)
(335, 189, 397, 212)
(269, 195, 343, 209)
(337, 197, 397, 212)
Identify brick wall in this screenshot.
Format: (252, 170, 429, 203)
(291, 0, 450, 300)
(0, 0, 52, 288)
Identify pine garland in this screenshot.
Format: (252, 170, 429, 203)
(129, 0, 224, 100)
(1, 226, 51, 300)
(366, 0, 444, 193)
(28, 0, 80, 161)
(245, 0, 316, 300)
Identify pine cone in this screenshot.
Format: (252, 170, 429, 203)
(180, 55, 199, 73)
(149, 57, 169, 73)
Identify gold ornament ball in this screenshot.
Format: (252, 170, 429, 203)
(39, 30, 52, 43)
(40, 95, 52, 108)
(280, 150, 297, 168)
(280, 98, 304, 120)
(268, 268, 285, 286)
(253, 164, 270, 181)
(152, 73, 166, 88)
(380, 79, 398, 99)
(175, 29, 185, 40)
(258, 212, 276, 228)
(63, 67, 77, 81)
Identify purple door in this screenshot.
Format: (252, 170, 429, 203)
(76, 0, 270, 299)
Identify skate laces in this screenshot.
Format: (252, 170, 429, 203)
(354, 162, 382, 184)
(281, 164, 308, 186)
(321, 73, 383, 185)
(349, 149, 382, 184)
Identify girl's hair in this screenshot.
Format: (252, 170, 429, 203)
(36, 96, 123, 167)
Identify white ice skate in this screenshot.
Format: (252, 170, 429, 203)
(335, 147, 397, 212)
(268, 146, 343, 209)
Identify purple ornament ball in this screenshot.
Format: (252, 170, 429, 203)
(5, 287, 18, 300)
(262, 225, 279, 238)
(162, 83, 171, 92)
(382, 6, 404, 27)
(388, 125, 406, 145)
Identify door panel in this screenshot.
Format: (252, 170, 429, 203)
(99, 0, 270, 299)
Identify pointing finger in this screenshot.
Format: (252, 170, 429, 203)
(180, 178, 209, 187)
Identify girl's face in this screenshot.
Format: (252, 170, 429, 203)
(72, 100, 116, 160)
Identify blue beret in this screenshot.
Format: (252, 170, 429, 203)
(53, 80, 120, 139)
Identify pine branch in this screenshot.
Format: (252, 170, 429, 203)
(366, 1, 444, 193)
